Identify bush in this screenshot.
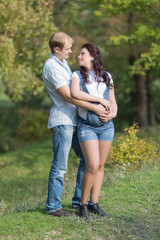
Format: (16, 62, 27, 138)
(0, 106, 50, 153)
(108, 123, 159, 171)
(16, 108, 49, 143)
(0, 125, 15, 153)
(0, 105, 18, 153)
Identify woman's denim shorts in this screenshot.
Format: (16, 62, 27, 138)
(77, 117, 114, 142)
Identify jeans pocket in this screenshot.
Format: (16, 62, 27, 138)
(104, 120, 114, 129)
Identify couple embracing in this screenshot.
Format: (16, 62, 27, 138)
(42, 32, 117, 219)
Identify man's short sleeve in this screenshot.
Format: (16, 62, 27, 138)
(47, 67, 68, 89)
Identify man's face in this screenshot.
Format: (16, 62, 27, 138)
(57, 40, 72, 61)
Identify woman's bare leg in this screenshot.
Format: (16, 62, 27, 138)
(80, 140, 100, 204)
(90, 141, 112, 203)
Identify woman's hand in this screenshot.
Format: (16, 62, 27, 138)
(98, 99, 110, 113)
(94, 104, 109, 117)
(100, 111, 117, 122)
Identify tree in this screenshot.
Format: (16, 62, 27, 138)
(84, 0, 160, 126)
(0, 0, 57, 102)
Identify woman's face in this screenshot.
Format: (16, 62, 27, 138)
(78, 48, 94, 69)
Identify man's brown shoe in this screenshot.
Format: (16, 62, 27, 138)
(47, 208, 73, 217)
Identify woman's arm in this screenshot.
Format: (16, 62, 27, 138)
(100, 87, 118, 122)
(58, 84, 108, 117)
(71, 76, 110, 111)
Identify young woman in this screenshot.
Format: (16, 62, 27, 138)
(71, 43, 118, 219)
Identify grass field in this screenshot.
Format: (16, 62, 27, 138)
(0, 132, 160, 240)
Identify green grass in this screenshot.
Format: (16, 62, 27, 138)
(0, 138, 160, 240)
(138, 125, 160, 144)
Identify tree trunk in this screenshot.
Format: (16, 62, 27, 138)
(129, 55, 148, 126)
(135, 74, 148, 126)
(128, 13, 148, 126)
(146, 70, 156, 125)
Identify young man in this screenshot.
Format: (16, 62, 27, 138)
(43, 32, 108, 217)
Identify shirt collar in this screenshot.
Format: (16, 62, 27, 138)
(49, 52, 67, 67)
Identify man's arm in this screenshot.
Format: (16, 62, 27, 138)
(58, 85, 108, 117)
(71, 76, 110, 111)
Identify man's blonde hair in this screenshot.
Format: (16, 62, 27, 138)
(49, 32, 74, 53)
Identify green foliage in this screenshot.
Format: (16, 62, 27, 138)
(0, 0, 57, 102)
(16, 108, 49, 142)
(97, 0, 160, 76)
(0, 104, 18, 153)
(0, 125, 15, 153)
(0, 96, 49, 152)
(130, 43, 160, 75)
(109, 123, 159, 170)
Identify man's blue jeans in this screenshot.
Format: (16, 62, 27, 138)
(46, 125, 85, 213)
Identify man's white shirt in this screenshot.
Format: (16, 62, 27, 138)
(43, 53, 77, 128)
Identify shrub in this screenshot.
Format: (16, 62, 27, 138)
(0, 125, 15, 153)
(0, 106, 18, 152)
(0, 106, 50, 153)
(16, 108, 49, 143)
(108, 123, 159, 171)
